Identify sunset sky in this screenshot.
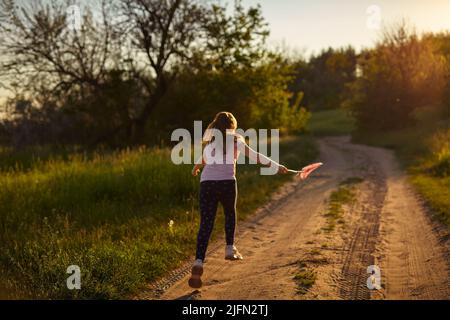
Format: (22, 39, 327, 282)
(1, 0, 450, 101)
(242, 0, 450, 55)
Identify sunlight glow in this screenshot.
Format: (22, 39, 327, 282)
(242, 0, 450, 56)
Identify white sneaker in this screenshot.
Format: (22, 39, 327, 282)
(188, 259, 203, 288)
(225, 245, 243, 260)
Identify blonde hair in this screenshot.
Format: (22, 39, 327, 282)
(203, 112, 237, 150)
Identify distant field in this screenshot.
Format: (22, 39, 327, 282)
(0, 135, 317, 299)
(306, 109, 356, 136)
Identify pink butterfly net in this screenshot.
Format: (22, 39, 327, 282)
(288, 162, 323, 180)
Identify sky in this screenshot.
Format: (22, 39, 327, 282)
(2, 0, 450, 102)
(241, 0, 450, 56)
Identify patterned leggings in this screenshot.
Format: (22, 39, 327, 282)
(195, 180, 237, 261)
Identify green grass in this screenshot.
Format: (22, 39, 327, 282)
(0, 135, 317, 299)
(322, 177, 361, 232)
(293, 262, 317, 295)
(410, 175, 450, 226)
(354, 106, 450, 228)
(306, 109, 356, 136)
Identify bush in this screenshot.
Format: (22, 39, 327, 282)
(428, 127, 450, 177)
(149, 57, 311, 141)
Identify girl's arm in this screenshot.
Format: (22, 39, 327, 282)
(237, 137, 289, 174)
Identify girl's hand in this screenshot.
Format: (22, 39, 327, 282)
(192, 167, 201, 177)
(277, 165, 289, 175)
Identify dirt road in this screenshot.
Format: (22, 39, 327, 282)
(145, 136, 450, 300)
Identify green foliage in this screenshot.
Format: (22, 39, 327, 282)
(427, 128, 450, 177)
(293, 264, 317, 295)
(411, 125, 450, 226)
(306, 109, 356, 136)
(289, 47, 357, 111)
(199, 0, 269, 71)
(425, 32, 450, 116)
(411, 175, 450, 227)
(345, 23, 446, 131)
(151, 56, 311, 140)
(322, 178, 361, 232)
(0, 0, 302, 147)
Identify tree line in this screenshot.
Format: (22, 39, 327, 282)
(0, 0, 309, 148)
(0, 1, 449, 148)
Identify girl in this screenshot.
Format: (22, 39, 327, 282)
(189, 111, 289, 288)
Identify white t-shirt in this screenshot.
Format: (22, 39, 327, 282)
(200, 134, 280, 182)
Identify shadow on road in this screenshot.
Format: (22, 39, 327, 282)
(174, 290, 202, 300)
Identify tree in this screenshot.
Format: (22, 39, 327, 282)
(119, 0, 271, 143)
(426, 32, 450, 115)
(0, 0, 119, 98)
(289, 47, 357, 111)
(0, 0, 274, 146)
(0, 0, 139, 146)
(196, 0, 269, 71)
(150, 54, 310, 138)
(345, 22, 446, 131)
(117, 0, 205, 143)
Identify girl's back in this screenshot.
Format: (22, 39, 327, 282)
(200, 134, 242, 182)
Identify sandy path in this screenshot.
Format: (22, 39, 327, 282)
(142, 136, 449, 300)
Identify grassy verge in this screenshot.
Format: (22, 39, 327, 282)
(0, 135, 317, 299)
(353, 106, 450, 228)
(306, 109, 356, 136)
